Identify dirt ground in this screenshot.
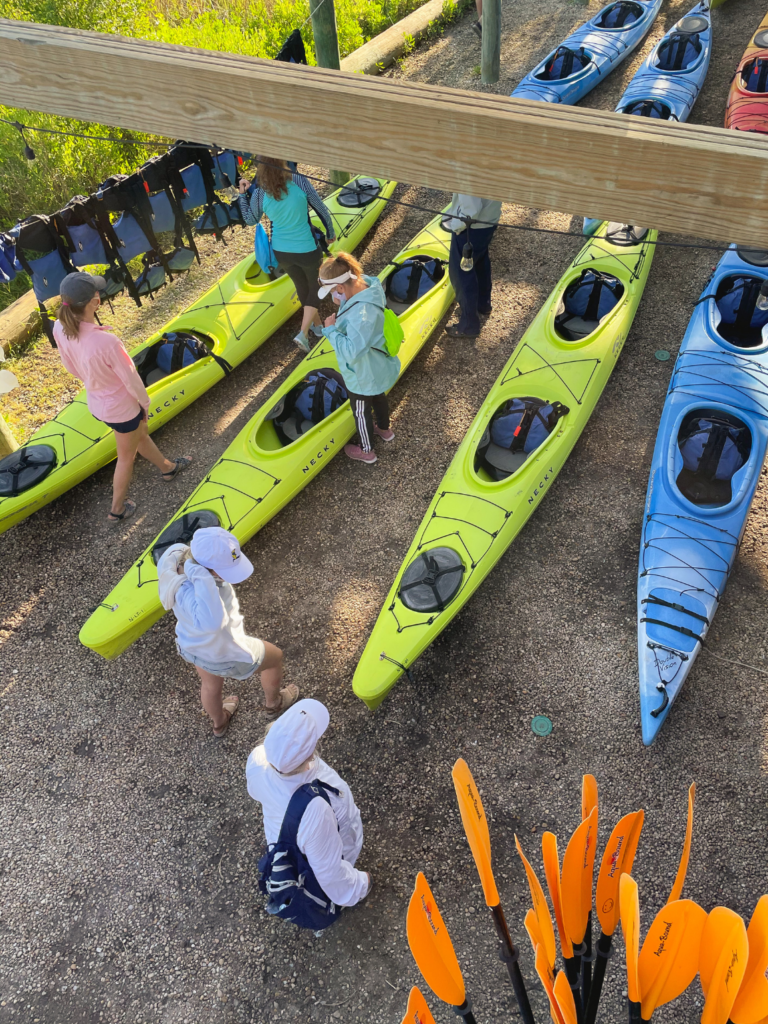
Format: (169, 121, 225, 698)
(2, 2, 768, 1023)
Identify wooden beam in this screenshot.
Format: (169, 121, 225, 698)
(2, 19, 768, 245)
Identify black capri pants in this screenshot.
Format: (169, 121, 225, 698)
(273, 247, 323, 308)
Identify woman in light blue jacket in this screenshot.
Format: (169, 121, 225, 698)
(319, 252, 400, 465)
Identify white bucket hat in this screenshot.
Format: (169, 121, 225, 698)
(264, 699, 330, 773)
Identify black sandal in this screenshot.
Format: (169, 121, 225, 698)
(108, 499, 136, 523)
(161, 456, 192, 481)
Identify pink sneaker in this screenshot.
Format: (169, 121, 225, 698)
(345, 444, 378, 464)
(374, 425, 395, 442)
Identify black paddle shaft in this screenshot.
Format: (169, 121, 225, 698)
(584, 931, 612, 1024)
(453, 999, 478, 1024)
(490, 904, 536, 1024)
(564, 954, 584, 1024)
(581, 911, 594, 1012)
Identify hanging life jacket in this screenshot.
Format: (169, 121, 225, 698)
(255, 223, 278, 275)
(258, 780, 342, 931)
(476, 397, 569, 480)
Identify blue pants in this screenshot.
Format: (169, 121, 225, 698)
(449, 225, 496, 333)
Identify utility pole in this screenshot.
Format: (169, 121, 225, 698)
(481, 0, 501, 85)
(309, 0, 349, 185)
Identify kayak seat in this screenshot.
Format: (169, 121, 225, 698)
(152, 510, 221, 565)
(475, 397, 569, 481)
(741, 56, 768, 93)
(0, 444, 57, 497)
(555, 269, 624, 340)
(133, 330, 219, 386)
(595, 1, 643, 29)
(713, 275, 768, 348)
(385, 255, 445, 315)
(622, 99, 673, 120)
(535, 46, 591, 82)
(604, 223, 649, 246)
(399, 547, 464, 613)
(676, 409, 751, 508)
(266, 368, 349, 448)
(655, 33, 702, 73)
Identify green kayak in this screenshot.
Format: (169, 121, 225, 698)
(353, 223, 657, 709)
(80, 212, 455, 659)
(0, 175, 396, 536)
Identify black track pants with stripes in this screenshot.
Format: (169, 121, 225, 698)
(347, 391, 389, 452)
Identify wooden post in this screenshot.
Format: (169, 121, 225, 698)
(481, 0, 501, 85)
(309, 0, 349, 186)
(4, 20, 768, 245)
(0, 415, 19, 458)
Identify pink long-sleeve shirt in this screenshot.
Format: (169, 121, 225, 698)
(53, 320, 149, 424)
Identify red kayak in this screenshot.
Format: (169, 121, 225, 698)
(725, 10, 768, 133)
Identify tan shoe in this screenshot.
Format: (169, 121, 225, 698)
(263, 684, 300, 720)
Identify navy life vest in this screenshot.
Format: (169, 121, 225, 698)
(624, 99, 673, 119)
(269, 369, 348, 445)
(742, 56, 768, 93)
(715, 276, 768, 337)
(386, 256, 444, 306)
(677, 411, 752, 506)
(476, 397, 569, 480)
(537, 46, 591, 81)
(597, 1, 642, 28)
(656, 32, 702, 72)
(556, 269, 623, 340)
(258, 780, 342, 931)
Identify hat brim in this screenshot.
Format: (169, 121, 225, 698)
(212, 551, 254, 584)
(91, 274, 107, 291)
(317, 283, 336, 300)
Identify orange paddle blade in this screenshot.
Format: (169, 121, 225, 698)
(700, 907, 748, 1024)
(595, 810, 645, 938)
(668, 783, 696, 904)
(515, 835, 557, 969)
(525, 908, 544, 955)
(731, 894, 768, 1024)
(582, 774, 598, 822)
(451, 758, 499, 907)
(620, 874, 641, 1004)
(561, 807, 598, 946)
(407, 873, 466, 1008)
(535, 943, 566, 1024)
(542, 831, 574, 959)
(638, 898, 707, 1019)
(554, 969, 579, 1024)
(401, 986, 438, 1024)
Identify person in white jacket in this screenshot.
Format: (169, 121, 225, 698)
(157, 526, 298, 737)
(246, 699, 371, 914)
(442, 193, 502, 339)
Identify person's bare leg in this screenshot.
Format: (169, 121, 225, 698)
(196, 665, 237, 732)
(260, 642, 284, 708)
(476, 0, 482, 17)
(300, 305, 320, 337)
(134, 417, 176, 474)
(111, 427, 142, 515)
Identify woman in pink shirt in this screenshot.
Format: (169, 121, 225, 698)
(54, 272, 191, 522)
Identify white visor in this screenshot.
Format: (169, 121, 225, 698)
(317, 270, 357, 299)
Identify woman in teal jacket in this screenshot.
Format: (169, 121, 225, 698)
(319, 253, 400, 465)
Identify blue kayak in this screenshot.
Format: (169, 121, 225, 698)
(637, 244, 768, 744)
(511, 0, 663, 105)
(584, 1, 712, 234)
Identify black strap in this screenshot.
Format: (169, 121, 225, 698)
(405, 261, 424, 305)
(735, 278, 761, 332)
(640, 617, 703, 643)
(641, 596, 709, 625)
(584, 274, 606, 323)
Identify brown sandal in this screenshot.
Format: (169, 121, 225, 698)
(213, 695, 239, 738)
(264, 684, 299, 720)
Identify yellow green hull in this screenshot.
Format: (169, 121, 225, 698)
(353, 225, 657, 709)
(80, 214, 455, 659)
(0, 176, 396, 536)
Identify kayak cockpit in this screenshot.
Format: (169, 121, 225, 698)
(474, 397, 569, 482)
(675, 408, 752, 508)
(555, 268, 624, 340)
(711, 274, 768, 348)
(594, 1, 644, 28)
(133, 330, 219, 387)
(621, 99, 674, 119)
(534, 46, 592, 82)
(384, 256, 445, 315)
(740, 55, 768, 93)
(653, 24, 705, 73)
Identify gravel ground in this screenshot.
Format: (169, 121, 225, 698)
(2, 3, 768, 1023)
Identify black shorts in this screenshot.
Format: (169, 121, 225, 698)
(103, 408, 143, 433)
(273, 247, 323, 308)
